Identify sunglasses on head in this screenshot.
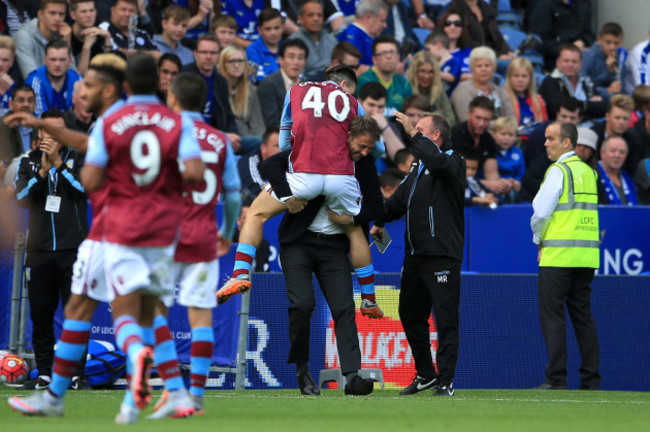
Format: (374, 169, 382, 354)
(444, 20, 462, 27)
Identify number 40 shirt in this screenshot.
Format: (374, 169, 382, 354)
(281, 81, 362, 176)
(85, 95, 201, 248)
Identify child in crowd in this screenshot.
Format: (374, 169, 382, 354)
(152, 5, 194, 65)
(425, 30, 461, 97)
(492, 117, 525, 203)
(394, 148, 415, 176)
(581, 22, 626, 100)
(245, 8, 283, 84)
(212, 14, 238, 51)
(221, 0, 266, 48)
(462, 150, 500, 208)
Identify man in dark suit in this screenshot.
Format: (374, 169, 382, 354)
(260, 116, 384, 396)
(183, 33, 241, 151)
(258, 38, 308, 129)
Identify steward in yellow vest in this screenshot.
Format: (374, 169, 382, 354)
(530, 122, 601, 391)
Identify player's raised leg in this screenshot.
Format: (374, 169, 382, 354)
(217, 191, 286, 304)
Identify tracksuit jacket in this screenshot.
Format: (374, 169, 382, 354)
(14, 147, 88, 252)
(384, 133, 465, 261)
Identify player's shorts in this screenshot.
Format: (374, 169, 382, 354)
(104, 242, 175, 298)
(287, 172, 362, 216)
(162, 259, 220, 309)
(70, 239, 113, 303)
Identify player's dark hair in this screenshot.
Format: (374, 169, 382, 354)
(349, 115, 381, 143)
(170, 72, 207, 112)
(323, 64, 357, 88)
(11, 84, 35, 99)
(125, 52, 158, 95)
(41, 108, 64, 119)
(359, 81, 387, 102)
(279, 38, 309, 59)
(331, 41, 361, 62)
(468, 95, 495, 113)
(262, 127, 279, 145)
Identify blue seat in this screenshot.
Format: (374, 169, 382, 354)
(521, 51, 546, 73)
(501, 28, 526, 52)
(533, 72, 546, 91)
(497, 11, 522, 30)
(413, 27, 430, 48)
(497, 0, 511, 11)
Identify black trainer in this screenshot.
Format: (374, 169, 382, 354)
(399, 375, 437, 395)
(433, 383, 454, 396)
(297, 371, 320, 396)
(344, 374, 374, 396)
(20, 376, 51, 390)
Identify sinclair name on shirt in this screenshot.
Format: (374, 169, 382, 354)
(111, 112, 176, 135)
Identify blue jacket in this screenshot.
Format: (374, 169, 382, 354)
(26, 66, 81, 117)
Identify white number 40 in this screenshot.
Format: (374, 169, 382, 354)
(300, 87, 350, 122)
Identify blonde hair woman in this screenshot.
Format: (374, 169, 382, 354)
(406, 51, 456, 125)
(218, 45, 265, 136)
(450, 46, 515, 122)
(504, 57, 547, 128)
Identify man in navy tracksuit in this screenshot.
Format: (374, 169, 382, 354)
(13, 109, 87, 389)
(381, 112, 465, 397)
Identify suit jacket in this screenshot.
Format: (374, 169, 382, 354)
(257, 70, 287, 129)
(0, 112, 35, 162)
(182, 63, 238, 133)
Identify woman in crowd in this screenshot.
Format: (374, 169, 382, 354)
(450, 46, 514, 122)
(218, 45, 265, 138)
(406, 51, 457, 125)
(437, 10, 472, 81)
(504, 57, 547, 138)
(446, 0, 512, 59)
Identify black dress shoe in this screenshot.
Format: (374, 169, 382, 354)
(344, 374, 374, 396)
(534, 382, 568, 390)
(297, 371, 320, 395)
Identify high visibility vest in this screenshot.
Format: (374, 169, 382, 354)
(539, 155, 600, 268)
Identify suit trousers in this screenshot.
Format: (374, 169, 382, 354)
(280, 233, 361, 374)
(399, 254, 461, 386)
(25, 250, 77, 377)
(538, 266, 600, 388)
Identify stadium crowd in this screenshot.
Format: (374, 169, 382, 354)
(0, 0, 648, 417)
(0, 0, 649, 205)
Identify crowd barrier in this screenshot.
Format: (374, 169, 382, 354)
(1, 205, 649, 390)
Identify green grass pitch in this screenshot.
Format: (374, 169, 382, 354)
(1, 387, 650, 431)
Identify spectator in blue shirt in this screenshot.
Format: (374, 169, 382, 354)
(492, 116, 525, 203)
(246, 8, 283, 84)
(337, 0, 388, 75)
(221, 0, 266, 48)
(25, 39, 81, 118)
